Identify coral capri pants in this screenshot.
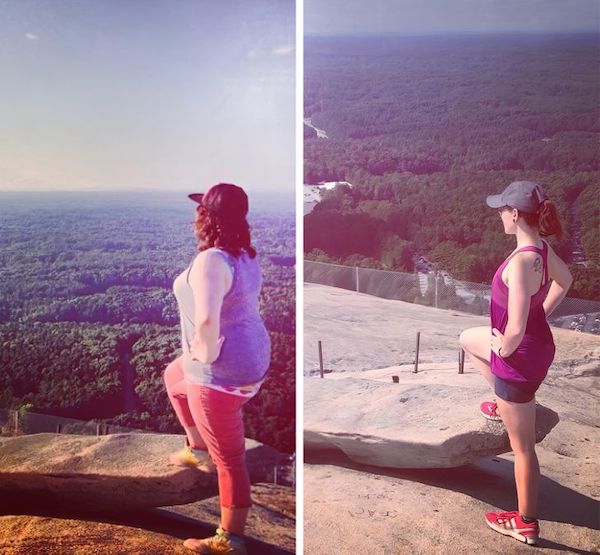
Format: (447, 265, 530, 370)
(163, 357, 252, 508)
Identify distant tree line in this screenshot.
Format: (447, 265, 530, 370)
(305, 172, 598, 300)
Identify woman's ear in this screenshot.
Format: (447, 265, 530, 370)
(512, 208, 519, 222)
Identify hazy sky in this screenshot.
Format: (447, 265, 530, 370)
(0, 0, 294, 193)
(305, 0, 600, 35)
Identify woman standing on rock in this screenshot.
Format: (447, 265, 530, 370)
(459, 181, 572, 546)
(164, 183, 271, 555)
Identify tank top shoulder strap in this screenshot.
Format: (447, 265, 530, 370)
(541, 240, 549, 287)
(206, 247, 236, 278)
(512, 245, 540, 255)
(186, 247, 235, 285)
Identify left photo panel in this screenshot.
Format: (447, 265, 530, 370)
(0, 1, 296, 554)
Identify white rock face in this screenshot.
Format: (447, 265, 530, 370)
(304, 377, 559, 468)
(303, 284, 598, 552)
(0, 432, 278, 510)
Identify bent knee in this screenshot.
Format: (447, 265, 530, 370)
(459, 328, 474, 349)
(459, 326, 490, 357)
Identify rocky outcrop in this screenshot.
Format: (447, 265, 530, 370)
(304, 377, 559, 468)
(0, 432, 278, 510)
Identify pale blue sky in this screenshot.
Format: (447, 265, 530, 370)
(0, 0, 295, 193)
(306, 0, 600, 35)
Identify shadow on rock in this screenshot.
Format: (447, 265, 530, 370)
(305, 448, 597, 530)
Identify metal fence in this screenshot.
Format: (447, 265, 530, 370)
(0, 408, 146, 437)
(305, 260, 600, 331)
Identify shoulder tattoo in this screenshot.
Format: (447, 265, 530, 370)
(533, 257, 542, 274)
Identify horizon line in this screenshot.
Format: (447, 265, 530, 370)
(305, 30, 600, 38)
(0, 188, 294, 195)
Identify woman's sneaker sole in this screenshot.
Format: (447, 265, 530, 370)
(485, 518, 539, 545)
(480, 401, 502, 421)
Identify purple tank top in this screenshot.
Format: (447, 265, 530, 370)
(490, 241, 555, 383)
(173, 247, 271, 387)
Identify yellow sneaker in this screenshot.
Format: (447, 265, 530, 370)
(183, 528, 247, 554)
(169, 437, 212, 469)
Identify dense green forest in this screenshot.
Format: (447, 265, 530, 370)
(0, 191, 295, 453)
(304, 34, 599, 300)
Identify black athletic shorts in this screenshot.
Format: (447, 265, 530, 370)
(494, 375, 542, 403)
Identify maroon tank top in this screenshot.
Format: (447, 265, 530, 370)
(490, 241, 555, 383)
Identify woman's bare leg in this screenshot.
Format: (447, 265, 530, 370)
(497, 397, 539, 517)
(459, 326, 494, 388)
(221, 507, 250, 536)
(183, 425, 207, 450)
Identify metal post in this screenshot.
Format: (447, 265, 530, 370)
(414, 332, 420, 373)
(56, 423, 62, 434)
(459, 349, 465, 374)
(273, 465, 278, 485)
(318, 340, 324, 378)
(355, 266, 359, 293)
(434, 272, 438, 308)
(14, 410, 18, 435)
(96, 423, 101, 436)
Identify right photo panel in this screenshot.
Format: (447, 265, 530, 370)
(303, 1, 599, 553)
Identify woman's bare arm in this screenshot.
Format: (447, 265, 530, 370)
(543, 243, 573, 317)
(188, 251, 230, 364)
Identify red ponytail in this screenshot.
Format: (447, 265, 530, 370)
(520, 199, 563, 240)
(538, 199, 563, 240)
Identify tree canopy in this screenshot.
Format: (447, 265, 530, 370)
(304, 35, 599, 299)
(0, 194, 295, 453)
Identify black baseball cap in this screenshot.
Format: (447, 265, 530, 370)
(188, 183, 249, 218)
(486, 181, 547, 214)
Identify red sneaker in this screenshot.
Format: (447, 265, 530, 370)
(480, 401, 502, 421)
(485, 511, 539, 545)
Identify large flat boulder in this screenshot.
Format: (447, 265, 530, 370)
(0, 432, 278, 510)
(304, 376, 559, 468)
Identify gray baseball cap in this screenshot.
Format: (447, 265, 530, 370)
(486, 181, 548, 213)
